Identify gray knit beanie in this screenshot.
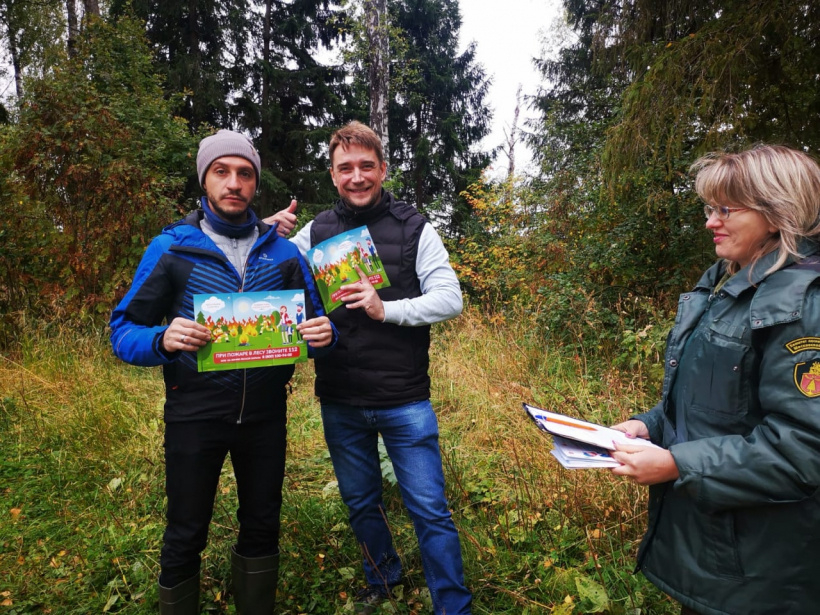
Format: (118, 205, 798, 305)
(197, 129, 261, 187)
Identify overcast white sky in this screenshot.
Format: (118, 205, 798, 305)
(458, 0, 563, 177)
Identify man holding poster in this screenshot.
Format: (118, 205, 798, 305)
(269, 121, 470, 614)
(110, 130, 335, 614)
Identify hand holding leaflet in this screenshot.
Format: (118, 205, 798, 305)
(524, 403, 661, 450)
(306, 225, 390, 314)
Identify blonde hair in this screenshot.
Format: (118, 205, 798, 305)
(329, 121, 385, 166)
(691, 144, 820, 275)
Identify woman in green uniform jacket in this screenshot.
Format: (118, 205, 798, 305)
(611, 145, 820, 615)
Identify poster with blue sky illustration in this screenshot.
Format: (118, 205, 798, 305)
(193, 290, 307, 371)
(306, 225, 390, 313)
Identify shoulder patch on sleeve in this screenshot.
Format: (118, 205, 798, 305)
(785, 337, 820, 354)
(794, 361, 820, 397)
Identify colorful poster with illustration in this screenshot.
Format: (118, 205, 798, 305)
(193, 290, 308, 372)
(306, 225, 390, 313)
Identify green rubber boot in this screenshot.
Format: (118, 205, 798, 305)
(158, 573, 199, 615)
(231, 546, 279, 614)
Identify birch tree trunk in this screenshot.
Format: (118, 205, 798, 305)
(504, 85, 522, 183)
(364, 0, 389, 157)
(261, 0, 272, 160)
(9, 30, 22, 98)
(66, 0, 77, 57)
(0, 0, 23, 98)
(82, 0, 98, 17)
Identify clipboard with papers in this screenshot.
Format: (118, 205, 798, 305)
(523, 402, 661, 469)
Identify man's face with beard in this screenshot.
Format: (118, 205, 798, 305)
(203, 156, 257, 222)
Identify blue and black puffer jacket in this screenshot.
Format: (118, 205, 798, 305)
(110, 209, 330, 424)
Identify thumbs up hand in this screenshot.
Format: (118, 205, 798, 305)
(265, 199, 298, 236)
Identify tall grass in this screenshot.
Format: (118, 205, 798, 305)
(0, 308, 676, 614)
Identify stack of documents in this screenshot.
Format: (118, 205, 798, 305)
(550, 435, 620, 469)
(523, 403, 661, 469)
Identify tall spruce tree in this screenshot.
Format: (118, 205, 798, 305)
(529, 0, 708, 297)
(602, 0, 820, 173)
(530, 0, 820, 297)
(529, 0, 621, 189)
(114, 0, 355, 217)
(110, 0, 253, 131)
(387, 0, 490, 237)
(235, 0, 357, 217)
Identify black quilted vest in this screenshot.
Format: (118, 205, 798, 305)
(310, 192, 431, 406)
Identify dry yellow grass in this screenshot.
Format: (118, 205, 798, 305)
(423, 307, 658, 606)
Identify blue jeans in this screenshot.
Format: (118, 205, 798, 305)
(321, 400, 472, 615)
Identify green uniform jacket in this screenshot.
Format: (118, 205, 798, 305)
(635, 245, 820, 615)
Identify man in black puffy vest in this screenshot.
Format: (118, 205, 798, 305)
(269, 121, 471, 614)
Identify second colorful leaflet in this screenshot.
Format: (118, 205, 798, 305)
(306, 225, 390, 313)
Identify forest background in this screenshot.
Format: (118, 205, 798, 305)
(0, 0, 817, 613)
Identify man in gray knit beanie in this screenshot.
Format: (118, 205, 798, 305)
(193, 130, 261, 227)
(196, 129, 261, 188)
(110, 127, 335, 615)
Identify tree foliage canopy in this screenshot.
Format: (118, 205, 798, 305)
(110, 0, 254, 130)
(524, 0, 820, 315)
(237, 0, 357, 216)
(0, 0, 65, 97)
(602, 0, 820, 175)
(110, 0, 356, 217)
(0, 16, 195, 314)
(386, 0, 491, 236)
(3, 0, 818, 347)
(1, 1, 494, 323)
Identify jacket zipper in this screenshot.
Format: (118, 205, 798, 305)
(235, 233, 265, 424)
(236, 237, 249, 424)
(169, 235, 257, 424)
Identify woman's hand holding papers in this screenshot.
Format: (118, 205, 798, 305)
(609, 419, 679, 485)
(610, 419, 651, 440)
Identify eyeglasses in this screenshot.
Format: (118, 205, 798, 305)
(703, 204, 748, 220)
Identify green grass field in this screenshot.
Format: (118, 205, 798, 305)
(0, 309, 677, 614)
